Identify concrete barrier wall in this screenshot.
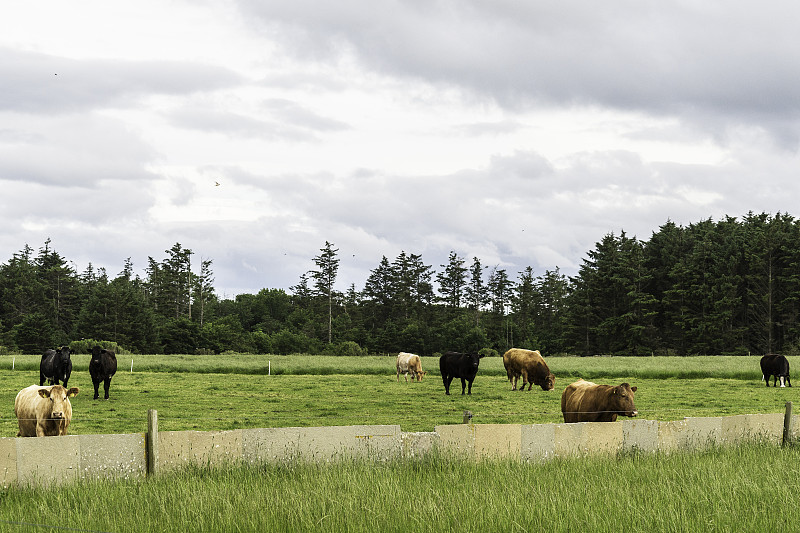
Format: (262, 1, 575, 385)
(0, 414, 795, 487)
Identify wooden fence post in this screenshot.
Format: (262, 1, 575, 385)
(463, 410, 473, 424)
(783, 402, 793, 447)
(147, 409, 159, 475)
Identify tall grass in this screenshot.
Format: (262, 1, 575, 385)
(2, 443, 799, 532)
(0, 353, 781, 380)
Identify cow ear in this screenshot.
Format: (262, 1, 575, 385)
(631, 386, 637, 392)
(38, 389, 51, 399)
(67, 387, 79, 397)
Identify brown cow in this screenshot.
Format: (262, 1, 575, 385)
(396, 352, 426, 382)
(561, 379, 638, 423)
(14, 384, 79, 437)
(502, 348, 555, 391)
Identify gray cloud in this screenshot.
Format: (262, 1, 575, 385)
(236, 1, 800, 145)
(0, 48, 243, 114)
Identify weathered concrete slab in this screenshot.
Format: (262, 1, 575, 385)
(521, 424, 555, 462)
(243, 426, 401, 463)
(297, 425, 401, 461)
(555, 422, 622, 457)
(79, 433, 146, 480)
(15, 436, 80, 486)
(243, 427, 303, 462)
(622, 419, 659, 454)
(554, 423, 583, 457)
(720, 413, 782, 445)
(473, 424, 521, 459)
(401, 432, 439, 458)
(0, 438, 17, 487)
(434, 424, 474, 457)
(158, 430, 243, 470)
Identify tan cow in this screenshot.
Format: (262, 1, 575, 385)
(502, 348, 555, 391)
(561, 379, 638, 423)
(14, 384, 79, 437)
(396, 352, 426, 382)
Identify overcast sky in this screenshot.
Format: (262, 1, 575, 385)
(2, 1, 800, 298)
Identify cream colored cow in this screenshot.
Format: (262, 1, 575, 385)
(14, 384, 79, 437)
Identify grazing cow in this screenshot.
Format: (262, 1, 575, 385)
(561, 379, 638, 423)
(14, 384, 79, 437)
(439, 351, 485, 395)
(761, 354, 792, 388)
(89, 345, 118, 399)
(502, 348, 555, 391)
(396, 352, 426, 382)
(39, 346, 73, 387)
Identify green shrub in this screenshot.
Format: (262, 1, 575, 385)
(479, 347, 499, 358)
(68, 339, 129, 355)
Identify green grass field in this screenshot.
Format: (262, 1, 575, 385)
(1, 354, 796, 435)
(2, 354, 799, 532)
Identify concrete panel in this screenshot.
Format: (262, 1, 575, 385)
(521, 424, 555, 462)
(657, 419, 687, 454)
(79, 433, 146, 481)
(243, 426, 400, 463)
(434, 424, 475, 457)
(0, 438, 17, 487)
(554, 423, 584, 457)
(243, 427, 304, 463)
(401, 432, 439, 459)
(580, 422, 623, 456)
(15, 436, 80, 487)
(683, 417, 722, 448)
(554, 422, 622, 457)
(474, 424, 521, 460)
(296, 425, 401, 461)
(622, 419, 659, 454)
(720, 414, 782, 445)
(158, 430, 243, 470)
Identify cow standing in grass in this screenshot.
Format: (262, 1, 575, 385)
(502, 348, 555, 391)
(761, 354, 792, 388)
(14, 384, 79, 437)
(89, 345, 118, 399)
(40, 346, 73, 387)
(439, 351, 484, 395)
(396, 352, 426, 382)
(561, 379, 638, 423)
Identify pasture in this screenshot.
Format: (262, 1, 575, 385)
(1, 354, 796, 435)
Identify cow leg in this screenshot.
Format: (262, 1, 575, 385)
(93, 381, 101, 400)
(780, 376, 786, 388)
(461, 378, 467, 395)
(443, 375, 453, 395)
(466, 379, 473, 395)
(104, 378, 112, 399)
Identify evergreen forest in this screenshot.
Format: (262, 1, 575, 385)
(2, 212, 799, 357)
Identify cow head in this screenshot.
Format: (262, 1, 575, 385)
(415, 371, 428, 382)
(467, 352, 483, 370)
(38, 385, 79, 419)
(540, 372, 556, 391)
(91, 345, 103, 360)
(57, 346, 71, 376)
(611, 383, 638, 417)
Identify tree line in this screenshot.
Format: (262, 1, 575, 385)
(2, 212, 800, 356)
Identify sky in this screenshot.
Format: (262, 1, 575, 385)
(2, 1, 800, 298)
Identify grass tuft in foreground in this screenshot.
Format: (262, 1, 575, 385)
(3, 442, 800, 532)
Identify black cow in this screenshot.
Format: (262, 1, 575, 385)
(439, 351, 485, 395)
(89, 345, 118, 399)
(761, 353, 792, 388)
(40, 346, 72, 387)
